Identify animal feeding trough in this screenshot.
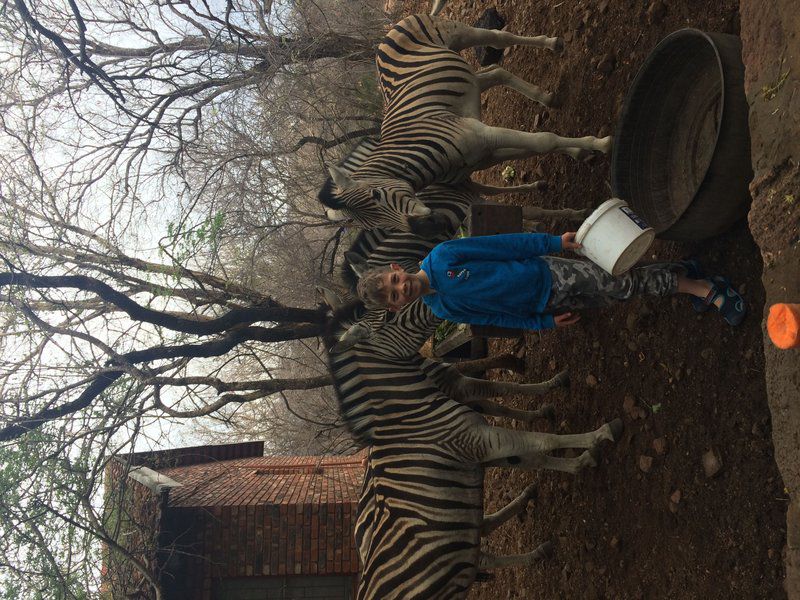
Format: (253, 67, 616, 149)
(611, 29, 753, 242)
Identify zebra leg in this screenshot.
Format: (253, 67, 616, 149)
(475, 419, 624, 467)
(479, 370, 569, 397)
(479, 541, 554, 569)
(480, 484, 536, 536)
(466, 179, 548, 196)
(468, 398, 555, 422)
(484, 448, 602, 474)
(473, 147, 591, 166)
(446, 22, 563, 54)
(475, 123, 613, 158)
(446, 369, 568, 422)
(430, 0, 446, 16)
(522, 205, 593, 221)
(475, 65, 556, 107)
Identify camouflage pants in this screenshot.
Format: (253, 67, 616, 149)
(540, 256, 680, 313)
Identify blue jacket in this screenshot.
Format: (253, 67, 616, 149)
(420, 233, 562, 330)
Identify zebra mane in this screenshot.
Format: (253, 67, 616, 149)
(318, 136, 381, 209)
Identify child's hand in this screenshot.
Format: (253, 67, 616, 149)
(554, 312, 581, 327)
(561, 232, 582, 251)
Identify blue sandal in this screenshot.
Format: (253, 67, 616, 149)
(701, 276, 747, 326)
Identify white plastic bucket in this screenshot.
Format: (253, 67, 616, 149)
(575, 198, 655, 276)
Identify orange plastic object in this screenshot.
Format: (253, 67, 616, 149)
(767, 303, 800, 349)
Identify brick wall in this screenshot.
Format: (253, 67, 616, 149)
(157, 451, 365, 600)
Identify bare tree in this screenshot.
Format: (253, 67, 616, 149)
(0, 0, 395, 595)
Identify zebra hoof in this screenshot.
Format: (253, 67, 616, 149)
(554, 369, 570, 388)
(522, 483, 538, 502)
(599, 135, 614, 154)
(539, 404, 556, 422)
(538, 540, 555, 558)
(531, 179, 548, 191)
(551, 37, 565, 55)
(608, 417, 624, 441)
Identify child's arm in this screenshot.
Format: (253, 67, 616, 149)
(461, 310, 556, 331)
(445, 233, 562, 262)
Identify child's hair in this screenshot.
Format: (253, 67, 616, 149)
(356, 265, 392, 309)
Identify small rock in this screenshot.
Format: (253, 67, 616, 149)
(596, 53, 616, 76)
(646, 0, 667, 24)
(609, 535, 620, 549)
(638, 455, 653, 473)
(636, 406, 648, 420)
(623, 394, 636, 415)
(560, 480, 570, 492)
(700, 347, 713, 360)
(627, 341, 638, 352)
(585, 539, 596, 551)
(586, 373, 598, 387)
(702, 448, 723, 478)
(653, 437, 667, 455)
(670, 489, 682, 505)
(738, 283, 747, 295)
(744, 348, 754, 361)
(563, 30, 573, 43)
(768, 548, 776, 560)
(598, 0, 610, 14)
(625, 312, 638, 331)
(533, 113, 541, 129)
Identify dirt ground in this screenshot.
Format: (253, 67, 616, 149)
(394, 0, 797, 597)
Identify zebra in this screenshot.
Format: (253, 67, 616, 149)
(320, 285, 565, 422)
(322, 310, 623, 599)
(318, 13, 611, 235)
(354, 448, 552, 593)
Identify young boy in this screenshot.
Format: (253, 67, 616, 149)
(356, 232, 746, 329)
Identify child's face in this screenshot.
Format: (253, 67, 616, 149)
(382, 264, 423, 311)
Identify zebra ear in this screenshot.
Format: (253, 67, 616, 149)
(316, 286, 344, 309)
(331, 322, 372, 353)
(408, 196, 432, 217)
(328, 165, 357, 191)
(344, 252, 369, 278)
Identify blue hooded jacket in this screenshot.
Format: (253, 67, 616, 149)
(419, 233, 562, 330)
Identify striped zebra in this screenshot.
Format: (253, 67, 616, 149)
(319, 13, 611, 234)
(323, 314, 622, 599)
(354, 448, 551, 594)
(320, 285, 565, 422)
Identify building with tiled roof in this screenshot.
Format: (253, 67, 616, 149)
(104, 442, 364, 599)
